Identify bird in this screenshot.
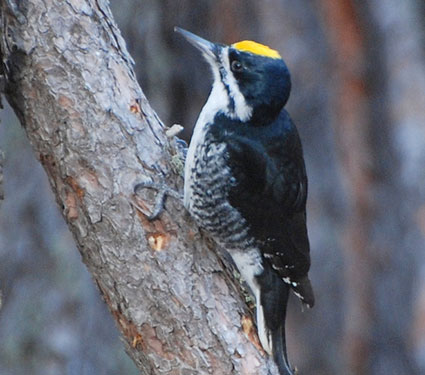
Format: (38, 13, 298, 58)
(155, 27, 314, 375)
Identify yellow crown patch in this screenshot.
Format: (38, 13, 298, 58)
(232, 40, 281, 59)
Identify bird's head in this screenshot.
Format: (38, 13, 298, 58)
(175, 27, 291, 125)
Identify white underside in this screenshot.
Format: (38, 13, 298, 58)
(256, 291, 272, 355)
(231, 249, 272, 355)
(184, 79, 228, 209)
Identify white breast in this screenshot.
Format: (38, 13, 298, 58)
(184, 79, 229, 209)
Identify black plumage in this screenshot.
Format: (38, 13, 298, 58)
(210, 111, 314, 307)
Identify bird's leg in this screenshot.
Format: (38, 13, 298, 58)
(133, 124, 187, 221)
(134, 180, 183, 221)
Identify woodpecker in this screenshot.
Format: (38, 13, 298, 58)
(173, 28, 314, 374)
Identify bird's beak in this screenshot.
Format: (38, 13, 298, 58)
(175, 27, 220, 63)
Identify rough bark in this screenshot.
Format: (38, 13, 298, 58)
(0, 1, 278, 374)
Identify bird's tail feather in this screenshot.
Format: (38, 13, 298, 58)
(257, 269, 294, 375)
(272, 324, 294, 375)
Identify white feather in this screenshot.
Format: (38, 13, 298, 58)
(231, 249, 272, 355)
(256, 289, 272, 355)
(184, 79, 229, 209)
(221, 47, 252, 121)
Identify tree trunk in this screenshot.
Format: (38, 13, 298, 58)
(0, 1, 277, 374)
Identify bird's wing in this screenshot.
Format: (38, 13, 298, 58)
(225, 132, 312, 280)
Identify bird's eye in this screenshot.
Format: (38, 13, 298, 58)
(231, 60, 243, 72)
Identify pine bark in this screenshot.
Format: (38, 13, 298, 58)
(0, 1, 277, 374)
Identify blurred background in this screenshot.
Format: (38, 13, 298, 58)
(1, 0, 425, 374)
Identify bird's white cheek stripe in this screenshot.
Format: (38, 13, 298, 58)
(221, 47, 252, 122)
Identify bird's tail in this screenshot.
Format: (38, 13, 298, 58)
(257, 269, 294, 375)
(271, 322, 294, 375)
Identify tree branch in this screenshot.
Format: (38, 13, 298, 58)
(0, 0, 278, 374)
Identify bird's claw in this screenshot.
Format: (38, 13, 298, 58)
(134, 180, 182, 221)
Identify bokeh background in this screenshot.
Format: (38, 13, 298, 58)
(1, 1, 425, 374)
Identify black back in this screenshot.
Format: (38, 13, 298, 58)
(209, 109, 311, 282)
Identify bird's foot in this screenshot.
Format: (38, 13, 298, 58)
(133, 180, 183, 221)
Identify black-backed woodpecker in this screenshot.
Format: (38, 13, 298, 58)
(175, 28, 314, 375)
